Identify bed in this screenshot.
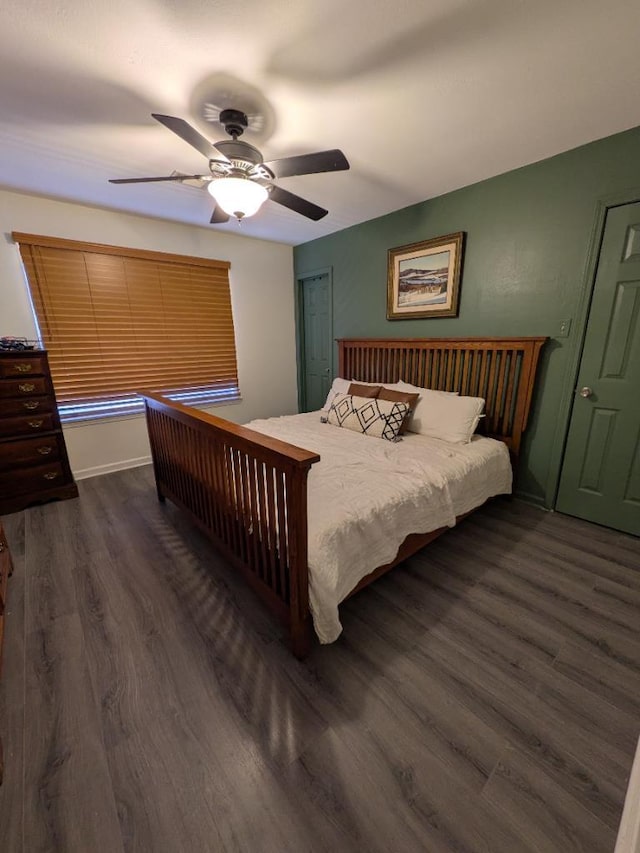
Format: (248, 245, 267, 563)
(140, 337, 546, 657)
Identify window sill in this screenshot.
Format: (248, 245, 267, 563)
(60, 396, 243, 428)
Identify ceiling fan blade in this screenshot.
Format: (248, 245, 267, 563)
(210, 205, 230, 224)
(152, 114, 219, 159)
(263, 149, 349, 179)
(268, 185, 328, 220)
(109, 175, 207, 184)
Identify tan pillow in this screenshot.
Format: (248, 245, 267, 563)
(348, 382, 381, 398)
(378, 387, 420, 433)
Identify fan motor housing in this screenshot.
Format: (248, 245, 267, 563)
(214, 139, 263, 167)
(219, 108, 248, 138)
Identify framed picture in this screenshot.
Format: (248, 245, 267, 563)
(387, 232, 465, 319)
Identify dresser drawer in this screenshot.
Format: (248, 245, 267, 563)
(0, 435, 61, 470)
(0, 461, 66, 497)
(0, 377, 48, 398)
(0, 396, 55, 417)
(0, 413, 56, 438)
(0, 356, 47, 378)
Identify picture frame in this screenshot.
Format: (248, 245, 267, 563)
(387, 232, 465, 320)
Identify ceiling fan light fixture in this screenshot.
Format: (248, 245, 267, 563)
(207, 177, 268, 219)
(111, 113, 349, 222)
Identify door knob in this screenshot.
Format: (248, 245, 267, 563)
(578, 386, 593, 398)
(325, 368, 331, 374)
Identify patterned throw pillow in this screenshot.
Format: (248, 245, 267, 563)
(326, 393, 409, 442)
(377, 387, 420, 434)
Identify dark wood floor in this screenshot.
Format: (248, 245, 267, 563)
(1, 466, 639, 852)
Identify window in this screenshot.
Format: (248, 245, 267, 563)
(13, 233, 240, 422)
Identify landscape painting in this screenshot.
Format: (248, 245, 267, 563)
(387, 232, 464, 319)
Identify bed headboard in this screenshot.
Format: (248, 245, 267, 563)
(338, 337, 546, 457)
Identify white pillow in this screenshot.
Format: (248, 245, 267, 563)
(326, 393, 409, 442)
(393, 380, 459, 397)
(395, 384, 485, 443)
(322, 377, 351, 414)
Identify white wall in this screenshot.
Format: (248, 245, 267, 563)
(0, 189, 298, 478)
(616, 737, 640, 853)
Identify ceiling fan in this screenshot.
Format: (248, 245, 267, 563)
(109, 109, 349, 223)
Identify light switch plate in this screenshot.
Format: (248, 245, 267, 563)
(558, 318, 572, 338)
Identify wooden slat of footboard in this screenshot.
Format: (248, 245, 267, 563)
(230, 448, 245, 562)
(247, 456, 262, 579)
(275, 471, 289, 602)
(255, 458, 268, 583)
(502, 350, 519, 438)
(264, 465, 278, 594)
(220, 441, 238, 555)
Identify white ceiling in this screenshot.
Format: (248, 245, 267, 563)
(1, 0, 639, 246)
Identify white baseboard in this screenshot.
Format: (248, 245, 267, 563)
(73, 455, 151, 480)
(616, 737, 640, 853)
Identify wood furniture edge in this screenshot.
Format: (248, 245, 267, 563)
(336, 336, 549, 345)
(139, 392, 320, 467)
(0, 483, 79, 516)
(345, 512, 473, 599)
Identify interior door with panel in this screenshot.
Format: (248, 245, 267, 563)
(557, 201, 640, 535)
(300, 271, 332, 412)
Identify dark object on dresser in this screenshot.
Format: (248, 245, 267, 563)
(0, 350, 78, 515)
(0, 337, 36, 351)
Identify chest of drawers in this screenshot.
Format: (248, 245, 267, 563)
(0, 350, 78, 514)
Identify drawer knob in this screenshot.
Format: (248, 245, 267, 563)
(23, 401, 40, 410)
(43, 471, 58, 480)
(37, 445, 53, 455)
(18, 382, 36, 393)
(14, 363, 33, 373)
(28, 419, 44, 428)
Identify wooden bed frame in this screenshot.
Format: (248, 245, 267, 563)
(141, 337, 546, 658)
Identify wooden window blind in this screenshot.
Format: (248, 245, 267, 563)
(13, 233, 240, 421)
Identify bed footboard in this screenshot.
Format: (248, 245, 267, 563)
(140, 393, 320, 658)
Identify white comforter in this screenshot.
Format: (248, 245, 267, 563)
(246, 411, 512, 643)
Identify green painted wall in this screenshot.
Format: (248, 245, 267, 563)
(294, 126, 640, 507)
